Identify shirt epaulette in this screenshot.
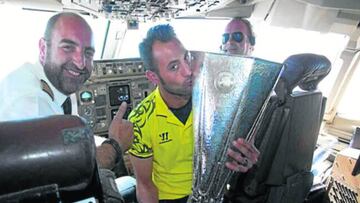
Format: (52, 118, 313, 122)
(40, 79, 54, 101)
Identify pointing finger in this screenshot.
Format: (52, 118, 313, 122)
(114, 102, 127, 120)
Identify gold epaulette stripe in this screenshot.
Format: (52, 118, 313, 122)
(40, 79, 54, 101)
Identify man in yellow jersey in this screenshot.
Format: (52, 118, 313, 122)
(221, 17, 255, 55)
(128, 24, 259, 203)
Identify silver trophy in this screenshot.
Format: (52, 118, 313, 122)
(189, 52, 283, 203)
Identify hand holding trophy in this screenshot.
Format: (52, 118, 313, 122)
(189, 52, 283, 203)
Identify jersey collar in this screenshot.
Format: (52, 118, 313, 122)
(154, 87, 193, 127)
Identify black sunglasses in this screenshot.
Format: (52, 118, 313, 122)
(222, 32, 244, 44)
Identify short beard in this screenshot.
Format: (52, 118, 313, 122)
(43, 58, 90, 95)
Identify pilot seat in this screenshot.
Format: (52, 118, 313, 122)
(224, 53, 332, 203)
(0, 115, 126, 203)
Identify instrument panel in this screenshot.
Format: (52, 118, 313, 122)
(77, 58, 155, 136)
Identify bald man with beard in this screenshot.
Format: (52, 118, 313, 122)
(0, 12, 133, 170)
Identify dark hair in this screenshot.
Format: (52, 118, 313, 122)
(44, 12, 89, 42)
(139, 24, 177, 72)
(231, 17, 256, 46)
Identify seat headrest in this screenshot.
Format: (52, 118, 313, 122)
(0, 115, 97, 199)
(281, 53, 331, 93)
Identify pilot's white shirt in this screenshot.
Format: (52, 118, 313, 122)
(0, 62, 67, 121)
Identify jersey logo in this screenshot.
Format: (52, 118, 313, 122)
(159, 132, 172, 144)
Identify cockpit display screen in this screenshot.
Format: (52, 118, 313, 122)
(80, 91, 93, 102)
(109, 85, 130, 106)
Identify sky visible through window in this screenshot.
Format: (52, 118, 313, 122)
(337, 56, 360, 120)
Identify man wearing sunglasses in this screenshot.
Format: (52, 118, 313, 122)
(221, 17, 255, 55)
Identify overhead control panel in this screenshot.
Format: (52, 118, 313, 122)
(70, 0, 225, 20)
(77, 58, 155, 136)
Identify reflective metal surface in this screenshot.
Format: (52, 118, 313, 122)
(190, 52, 283, 202)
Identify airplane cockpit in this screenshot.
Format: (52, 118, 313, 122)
(0, 0, 359, 202)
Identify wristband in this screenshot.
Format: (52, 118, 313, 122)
(102, 138, 123, 164)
